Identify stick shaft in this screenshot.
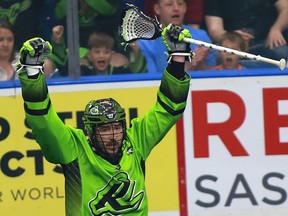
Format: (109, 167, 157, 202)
(183, 38, 286, 70)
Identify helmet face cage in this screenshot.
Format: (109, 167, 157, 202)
(82, 98, 126, 159)
(94, 121, 126, 156)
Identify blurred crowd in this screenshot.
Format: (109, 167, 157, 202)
(1, 0, 288, 81)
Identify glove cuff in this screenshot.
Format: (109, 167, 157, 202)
(16, 63, 44, 76)
(165, 51, 196, 63)
(26, 67, 43, 76)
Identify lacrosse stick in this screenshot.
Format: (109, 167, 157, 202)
(119, 4, 287, 71)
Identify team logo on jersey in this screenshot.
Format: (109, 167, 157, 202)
(89, 171, 145, 215)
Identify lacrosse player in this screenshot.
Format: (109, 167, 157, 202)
(16, 24, 192, 215)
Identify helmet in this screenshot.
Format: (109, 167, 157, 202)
(82, 98, 126, 163)
(82, 98, 126, 134)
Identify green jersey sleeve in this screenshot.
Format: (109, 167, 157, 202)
(18, 73, 83, 164)
(126, 69, 190, 160)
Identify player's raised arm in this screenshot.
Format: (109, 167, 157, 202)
(128, 24, 192, 157)
(16, 38, 79, 164)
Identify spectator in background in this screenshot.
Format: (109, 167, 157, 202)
(0, 0, 44, 50)
(136, 0, 216, 73)
(0, 19, 18, 81)
(46, 24, 68, 77)
(0, 17, 58, 80)
(212, 32, 246, 70)
(204, 0, 288, 68)
(80, 31, 130, 75)
(54, 0, 122, 48)
(49, 0, 141, 76)
(47, 26, 145, 77)
(145, 0, 205, 28)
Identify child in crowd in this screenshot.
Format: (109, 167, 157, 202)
(81, 31, 147, 75)
(80, 31, 131, 75)
(48, 24, 147, 77)
(212, 32, 246, 70)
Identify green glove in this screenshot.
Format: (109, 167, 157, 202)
(161, 24, 194, 62)
(19, 37, 52, 76)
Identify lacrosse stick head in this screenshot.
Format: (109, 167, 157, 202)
(119, 4, 162, 43)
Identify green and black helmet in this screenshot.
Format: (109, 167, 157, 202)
(82, 98, 126, 163)
(82, 98, 126, 136)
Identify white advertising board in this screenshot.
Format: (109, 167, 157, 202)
(179, 75, 288, 216)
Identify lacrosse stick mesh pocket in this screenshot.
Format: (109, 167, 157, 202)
(119, 4, 162, 42)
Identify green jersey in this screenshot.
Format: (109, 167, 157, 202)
(19, 69, 190, 215)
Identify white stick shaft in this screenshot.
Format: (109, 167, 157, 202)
(183, 37, 286, 71)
